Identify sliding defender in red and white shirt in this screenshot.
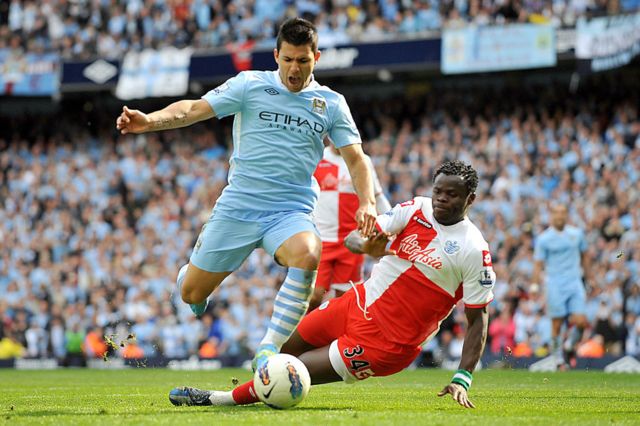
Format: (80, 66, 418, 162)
(310, 143, 391, 310)
(170, 160, 495, 409)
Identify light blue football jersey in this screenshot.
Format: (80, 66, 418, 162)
(534, 225, 587, 288)
(202, 70, 361, 219)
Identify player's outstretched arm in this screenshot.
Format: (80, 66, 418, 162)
(344, 230, 395, 257)
(116, 99, 216, 134)
(438, 306, 488, 409)
(339, 144, 377, 237)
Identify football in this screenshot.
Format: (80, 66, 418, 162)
(253, 354, 311, 409)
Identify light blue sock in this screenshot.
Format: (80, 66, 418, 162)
(260, 267, 317, 350)
(552, 335, 563, 358)
(565, 326, 583, 352)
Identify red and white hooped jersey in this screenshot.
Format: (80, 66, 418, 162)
(313, 147, 383, 243)
(364, 196, 495, 347)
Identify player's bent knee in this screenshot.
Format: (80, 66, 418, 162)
(181, 289, 200, 305)
(282, 331, 317, 357)
(572, 315, 588, 328)
(181, 282, 207, 304)
(291, 251, 321, 270)
(276, 233, 322, 269)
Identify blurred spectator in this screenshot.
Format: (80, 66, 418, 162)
(0, 334, 25, 359)
(84, 327, 108, 359)
(577, 334, 606, 358)
(64, 323, 86, 366)
(25, 319, 48, 358)
(488, 309, 516, 355)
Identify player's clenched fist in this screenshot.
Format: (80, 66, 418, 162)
(116, 106, 150, 134)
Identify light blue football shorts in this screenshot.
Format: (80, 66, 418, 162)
(189, 210, 319, 272)
(545, 280, 586, 318)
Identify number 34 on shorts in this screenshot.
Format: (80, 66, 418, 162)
(343, 345, 375, 380)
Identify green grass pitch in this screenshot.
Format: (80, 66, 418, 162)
(1, 368, 639, 425)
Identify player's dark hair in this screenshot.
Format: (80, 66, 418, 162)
(276, 18, 318, 52)
(433, 160, 479, 195)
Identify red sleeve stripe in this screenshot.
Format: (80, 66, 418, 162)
(464, 298, 494, 309)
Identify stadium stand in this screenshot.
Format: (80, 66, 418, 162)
(1, 0, 639, 59)
(1, 68, 639, 364)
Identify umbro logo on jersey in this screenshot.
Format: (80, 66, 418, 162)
(264, 88, 279, 95)
(413, 216, 433, 229)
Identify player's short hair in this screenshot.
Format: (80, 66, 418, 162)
(550, 201, 568, 212)
(433, 160, 479, 195)
(277, 18, 318, 52)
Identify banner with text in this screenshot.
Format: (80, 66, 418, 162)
(115, 47, 192, 100)
(576, 12, 640, 73)
(0, 50, 60, 96)
(442, 24, 556, 74)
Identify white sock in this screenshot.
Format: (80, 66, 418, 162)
(209, 391, 236, 406)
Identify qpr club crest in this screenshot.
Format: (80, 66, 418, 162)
(444, 240, 460, 254)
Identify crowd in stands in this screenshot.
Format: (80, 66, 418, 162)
(1, 70, 639, 365)
(1, 0, 640, 60)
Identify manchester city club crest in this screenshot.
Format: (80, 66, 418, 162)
(444, 240, 460, 254)
(312, 98, 326, 115)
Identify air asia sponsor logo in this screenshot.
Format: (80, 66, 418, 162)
(413, 216, 433, 229)
(259, 111, 325, 135)
(482, 250, 492, 267)
(397, 234, 442, 269)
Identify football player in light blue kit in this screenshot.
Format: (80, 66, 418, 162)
(532, 203, 589, 368)
(115, 18, 377, 370)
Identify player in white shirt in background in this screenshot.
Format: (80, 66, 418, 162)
(310, 142, 391, 311)
(170, 160, 495, 409)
